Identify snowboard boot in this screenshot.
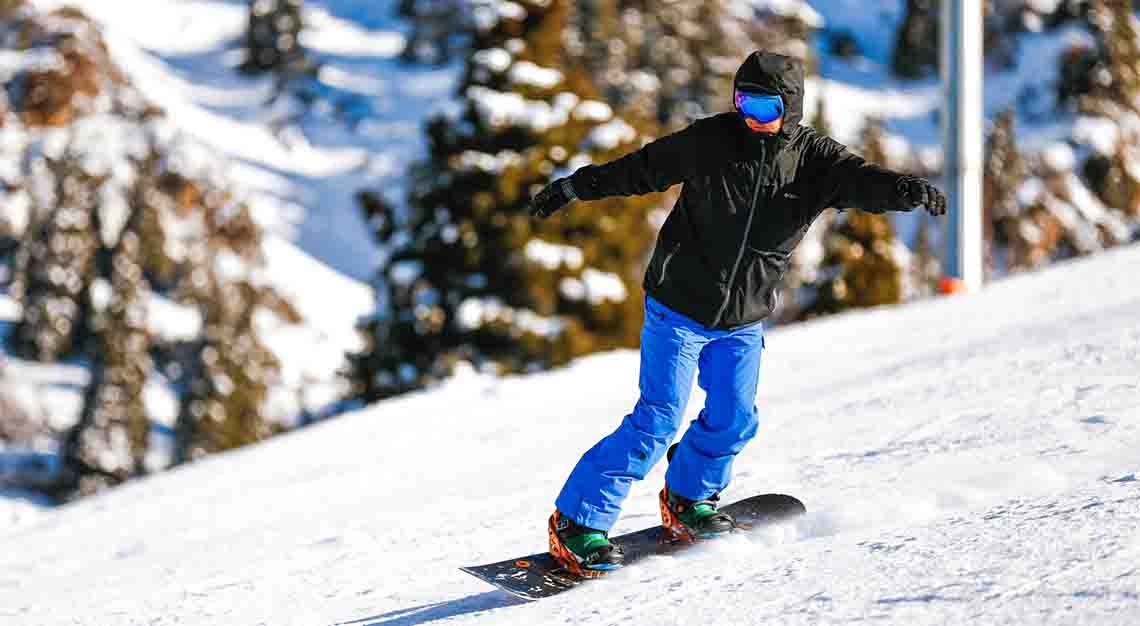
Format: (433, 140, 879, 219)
(659, 486, 737, 544)
(548, 511, 625, 577)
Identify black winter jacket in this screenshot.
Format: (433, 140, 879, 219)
(568, 51, 914, 329)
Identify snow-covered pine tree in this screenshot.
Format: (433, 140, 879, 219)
(983, 109, 1029, 273)
(892, 0, 940, 79)
(799, 118, 907, 317)
(984, 1, 1021, 70)
(351, 0, 661, 400)
(809, 87, 832, 137)
(8, 151, 102, 362)
(1089, 0, 1140, 113)
(1080, 0, 1140, 217)
(0, 6, 300, 495)
(776, 88, 836, 322)
(398, 0, 472, 64)
(909, 212, 941, 297)
(174, 274, 279, 461)
(61, 203, 152, 496)
(244, 0, 308, 74)
(174, 199, 280, 462)
(565, 0, 817, 130)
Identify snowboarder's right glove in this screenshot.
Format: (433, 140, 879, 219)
(895, 176, 947, 216)
(529, 178, 576, 219)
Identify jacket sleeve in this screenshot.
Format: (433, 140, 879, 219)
(808, 135, 906, 214)
(568, 118, 721, 201)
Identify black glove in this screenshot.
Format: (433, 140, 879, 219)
(895, 176, 947, 216)
(529, 178, 576, 219)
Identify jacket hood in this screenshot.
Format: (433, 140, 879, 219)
(733, 51, 805, 138)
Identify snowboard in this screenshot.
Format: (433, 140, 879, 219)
(460, 493, 805, 600)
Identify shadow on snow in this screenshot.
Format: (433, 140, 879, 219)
(336, 591, 528, 626)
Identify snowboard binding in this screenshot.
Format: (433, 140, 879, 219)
(659, 487, 737, 544)
(547, 511, 624, 578)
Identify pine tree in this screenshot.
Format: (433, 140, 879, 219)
(1088, 0, 1140, 113)
(244, 0, 308, 74)
(1083, 0, 1140, 217)
(1, 6, 296, 496)
(909, 213, 941, 297)
(9, 151, 102, 361)
(893, 0, 940, 79)
(174, 201, 280, 462)
(175, 273, 279, 461)
(984, 0, 1021, 70)
(776, 87, 836, 321)
(61, 208, 152, 495)
(351, 0, 661, 400)
(983, 109, 1028, 273)
(801, 118, 906, 317)
(566, 0, 816, 129)
(398, 0, 470, 65)
(809, 88, 832, 137)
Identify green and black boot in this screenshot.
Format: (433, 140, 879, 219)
(548, 511, 625, 577)
(659, 487, 736, 543)
(660, 444, 736, 542)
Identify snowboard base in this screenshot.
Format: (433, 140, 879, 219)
(460, 493, 805, 600)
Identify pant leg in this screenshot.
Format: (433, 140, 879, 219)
(555, 296, 706, 530)
(665, 322, 764, 501)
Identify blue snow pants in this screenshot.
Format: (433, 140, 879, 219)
(554, 295, 765, 531)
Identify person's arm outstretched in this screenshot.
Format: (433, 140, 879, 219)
(529, 118, 721, 219)
(809, 134, 947, 217)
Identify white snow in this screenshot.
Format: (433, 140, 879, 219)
(253, 236, 373, 420)
(453, 149, 522, 173)
(4, 240, 1139, 625)
(466, 86, 573, 132)
(507, 60, 562, 89)
(523, 239, 584, 271)
(1042, 141, 1078, 173)
(1073, 115, 1120, 156)
(573, 100, 614, 123)
(299, 8, 406, 58)
(580, 268, 628, 304)
(455, 296, 565, 337)
(147, 295, 203, 343)
(584, 118, 638, 151)
(751, 0, 826, 28)
(560, 269, 628, 304)
(472, 47, 512, 73)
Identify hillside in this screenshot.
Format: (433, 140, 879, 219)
(7, 0, 1140, 501)
(3, 243, 1138, 626)
(0, 0, 420, 497)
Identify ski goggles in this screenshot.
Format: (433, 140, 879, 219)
(734, 89, 784, 124)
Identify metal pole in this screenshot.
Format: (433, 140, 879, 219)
(942, 0, 984, 291)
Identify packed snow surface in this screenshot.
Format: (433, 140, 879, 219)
(4, 244, 1140, 625)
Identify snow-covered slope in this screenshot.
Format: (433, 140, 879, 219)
(4, 245, 1139, 626)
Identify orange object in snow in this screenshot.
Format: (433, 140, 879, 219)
(939, 277, 970, 295)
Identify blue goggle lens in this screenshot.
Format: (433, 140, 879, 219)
(734, 91, 784, 124)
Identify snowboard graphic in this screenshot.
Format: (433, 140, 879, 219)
(460, 493, 805, 600)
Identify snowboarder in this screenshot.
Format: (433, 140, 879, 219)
(529, 51, 947, 577)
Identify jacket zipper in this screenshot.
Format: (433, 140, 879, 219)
(710, 144, 768, 328)
(656, 243, 679, 287)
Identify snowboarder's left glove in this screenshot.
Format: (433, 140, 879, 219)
(529, 178, 576, 219)
(895, 176, 947, 216)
